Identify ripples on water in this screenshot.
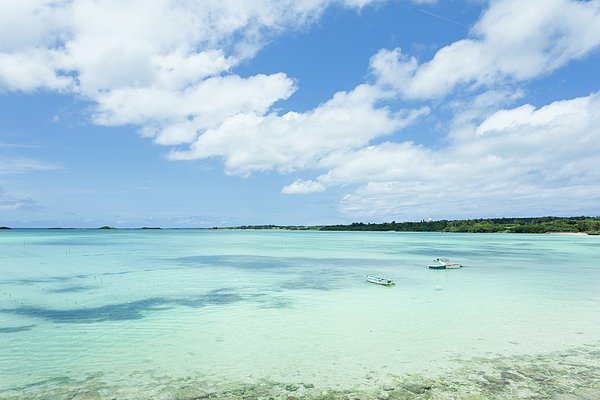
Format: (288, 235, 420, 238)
(0, 229, 599, 399)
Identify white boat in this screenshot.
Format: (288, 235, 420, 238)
(365, 275, 395, 285)
(428, 258, 461, 269)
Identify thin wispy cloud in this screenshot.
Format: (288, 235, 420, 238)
(0, 186, 40, 211)
(0, 141, 41, 148)
(0, 158, 61, 175)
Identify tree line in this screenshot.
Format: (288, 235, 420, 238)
(317, 216, 600, 234)
(226, 216, 600, 234)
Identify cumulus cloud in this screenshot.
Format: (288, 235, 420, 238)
(327, 91, 600, 219)
(0, 51, 73, 92)
(170, 84, 429, 174)
(94, 73, 296, 145)
(0, 0, 390, 143)
(300, 0, 600, 219)
(370, 0, 600, 99)
(2, 0, 600, 221)
(164, 0, 598, 198)
(282, 179, 326, 194)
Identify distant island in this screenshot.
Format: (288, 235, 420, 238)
(8, 217, 596, 234)
(227, 216, 600, 234)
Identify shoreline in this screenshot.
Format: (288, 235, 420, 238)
(545, 231, 588, 235)
(1, 227, 597, 235)
(5, 343, 600, 400)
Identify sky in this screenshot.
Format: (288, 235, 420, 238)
(1, 0, 600, 228)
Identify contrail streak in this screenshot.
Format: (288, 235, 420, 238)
(418, 9, 469, 29)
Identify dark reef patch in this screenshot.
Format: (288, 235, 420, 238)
(280, 277, 331, 291)
(0, 289, 244, 323)
(0, 275, 76, 285)
(173, 254, 298, 270)
(0, 324, 36, 333)
(171, 254, 390, 271)
(46, 285, 96, 293)
(101, 271, 132, 276)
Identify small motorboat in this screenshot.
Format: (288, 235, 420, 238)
(365, 275, 395, 285)
(428, 258, 461, 269)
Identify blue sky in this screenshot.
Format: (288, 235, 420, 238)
(1, 0, 600, 228)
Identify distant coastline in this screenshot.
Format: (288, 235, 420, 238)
(1, 216, 599, 234)
(545, 232, 589, 235)
(226, 216, 600, 235)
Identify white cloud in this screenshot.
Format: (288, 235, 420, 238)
(476, 96, 587, 136)
(443, 88, 527, 144)
(2, 0, 600, 222)
(0, 51, 72, 92)
(170, 84, 429, 175)
(317, 141, 431, 186)
(282, 179, 326, 194)
(324, 91, 600, 219)
(371, 0, 600, 99)
(0, 1, 387, 87)
(2, 0, 434, 157)
(0, 0, 389, 137)
(93, 73, 296, 145)
(369, 48, 418, 94)
(315, 0, 600, 219)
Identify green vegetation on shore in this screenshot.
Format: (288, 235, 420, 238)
(225, 224, 316, 231)
(4, 217, 598, 233)
(230, 216, 600, 234)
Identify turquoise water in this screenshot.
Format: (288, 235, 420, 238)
(0, 229, 599, 399)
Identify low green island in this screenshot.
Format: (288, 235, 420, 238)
(228, 216, 600, 234)
(8, 217, 596, 234)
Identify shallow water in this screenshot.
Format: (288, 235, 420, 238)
(0, 229, 599, 399)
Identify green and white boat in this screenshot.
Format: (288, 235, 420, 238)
(428, 258, 461, 269)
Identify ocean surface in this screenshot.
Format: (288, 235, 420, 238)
(0, 229, 599, 399)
